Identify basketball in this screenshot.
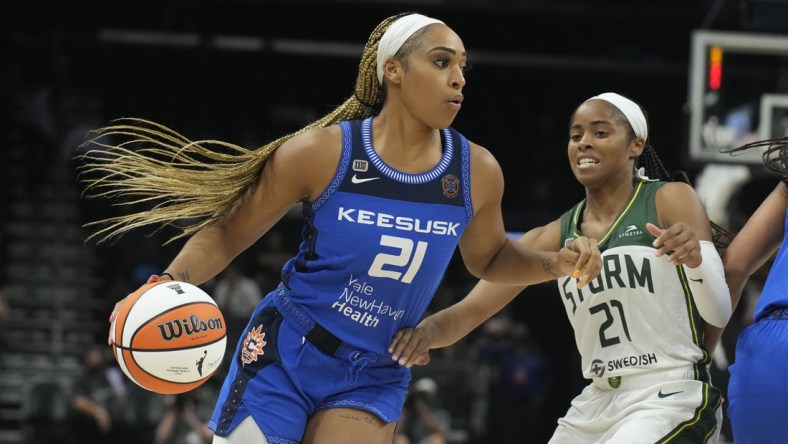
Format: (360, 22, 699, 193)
(110, 280, 227, 394)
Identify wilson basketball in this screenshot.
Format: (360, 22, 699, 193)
(110, 280, 227, 394)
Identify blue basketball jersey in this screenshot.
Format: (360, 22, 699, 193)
(728, 210, 788, 443)
(753, 207, 788, 321)
(278, 117, 473, 356)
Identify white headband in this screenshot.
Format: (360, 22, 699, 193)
(587, 92, 648, 141)
(376, 14, 444, 85)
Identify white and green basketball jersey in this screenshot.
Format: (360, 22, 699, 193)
(558, 180, 711, 386)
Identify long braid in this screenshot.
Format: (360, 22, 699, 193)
(715, 136, 788, 247)
(724, 137, 788, 183)
(637, 143, 670, 182)
(762, 137, 788, 181)
(77, 13, 408, 244)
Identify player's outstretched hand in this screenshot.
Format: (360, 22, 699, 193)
(388, 326, 433, 368)
(646, 222, 701, 268)
(559, 235, 602, 288)
(107, 274, 170, 346)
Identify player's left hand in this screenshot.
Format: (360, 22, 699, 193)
(646, 222, 702, 268)
(388, 326, 433, 368)
(559, 235, 602, 288)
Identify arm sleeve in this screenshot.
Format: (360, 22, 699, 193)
(683, 241, 732, 328)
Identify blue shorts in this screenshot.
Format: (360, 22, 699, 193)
(208, 287, 410, 444)
(727, 311, 788, 444)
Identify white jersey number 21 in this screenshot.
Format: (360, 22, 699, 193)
(369, 235, 427, 284)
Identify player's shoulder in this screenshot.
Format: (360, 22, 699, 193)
(657, 182, 696, 199)
(653, 180, 701, 209)
(275, 125, 343, 166)
(285, 125, 343, 150)
(267, 125, 344, 201)
(465, 139, 501, 172)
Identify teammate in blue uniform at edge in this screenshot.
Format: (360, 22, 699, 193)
(715, 136, 788, 444)
(389, 92, 733, 443)
(81, 13, 602, 444)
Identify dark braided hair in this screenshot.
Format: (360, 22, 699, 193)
(722, 137, 788, 184)
(716, 136, 788, 247)
(638, 143, 671, 181)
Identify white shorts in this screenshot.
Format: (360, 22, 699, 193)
(549, 372, 723, 443)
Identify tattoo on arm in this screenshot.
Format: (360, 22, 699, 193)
(176, 271, 191, 283)
(542, 256, 561, 278)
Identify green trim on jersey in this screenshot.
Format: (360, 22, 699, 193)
(562, 181, 661, 251)
(676, 264, 713, 374)
(559, 179, 712, 377)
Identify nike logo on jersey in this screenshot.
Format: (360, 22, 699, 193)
(689, 277, 704, 284)
(657, 390, 683, 398)
(351, 174, 380, 184)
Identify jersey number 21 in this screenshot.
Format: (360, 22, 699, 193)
(369, 235, 428, 284)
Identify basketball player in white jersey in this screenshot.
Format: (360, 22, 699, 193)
(389, 92, 732, 443)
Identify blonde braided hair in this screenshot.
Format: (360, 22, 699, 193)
(78, 13, 409, 244)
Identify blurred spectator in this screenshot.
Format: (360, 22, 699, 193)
(213, 264, 264, 367)
(69, 347, 127, 443)
(153, 391, 214, 444)
(122, 383, 167, 444)
(23, 380, 71, 444)
(0, 286, 8, 369)
(252, 227, 293, 291)
(394, 377, 451, 444)
(473, 318, 551, 443)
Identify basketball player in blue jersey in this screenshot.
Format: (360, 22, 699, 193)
(80, 13, 602, 444)
(716, 137, 788, 444)
(390, 92, 733, 443)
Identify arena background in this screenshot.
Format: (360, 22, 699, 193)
(2, 1, 787, 443)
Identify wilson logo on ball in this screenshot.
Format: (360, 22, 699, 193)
(111, 280, 227, 395)
(157, 314, 224, 341)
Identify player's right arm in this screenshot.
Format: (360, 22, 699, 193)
(107, 126, 342, 339)
(162, 126, 341, 285)
(723, 181, 787, 310)
(706, 181, 788, 351)
(388, 220, 564, 367)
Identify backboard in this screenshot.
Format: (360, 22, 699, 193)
(688, 30, 788, 164)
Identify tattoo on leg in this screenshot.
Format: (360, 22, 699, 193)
(338, 414, 378, 425)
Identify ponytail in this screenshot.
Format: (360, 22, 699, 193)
(77, 13, 408, 244)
